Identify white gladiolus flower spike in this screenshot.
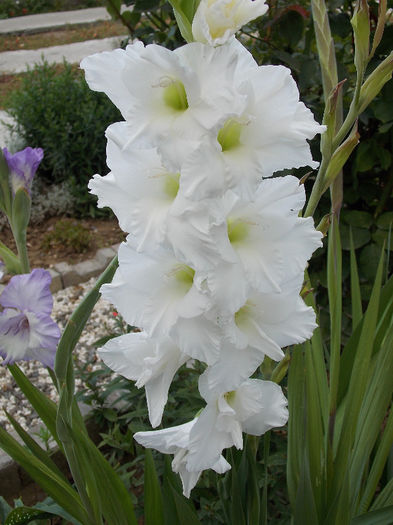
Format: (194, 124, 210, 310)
(192, 0, 269, 46)
(134, 419, 231, 497)
(185, 377, 288, 472)
(98, 332, 189, 428)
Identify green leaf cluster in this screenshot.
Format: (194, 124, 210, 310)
(287, 220, 393, 524)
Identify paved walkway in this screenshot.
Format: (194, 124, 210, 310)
(0, 7, 114, 35)
(0, 36, 125, 74)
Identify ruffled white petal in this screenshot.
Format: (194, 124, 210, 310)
(98, 332, 188, 427)
(187, 403, 239, 471)
(231, 379, 288, 435)
(200, 341, 266, 394)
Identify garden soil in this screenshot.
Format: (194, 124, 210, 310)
(1, 215, 125, 275)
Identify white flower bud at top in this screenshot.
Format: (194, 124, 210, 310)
(192, 0, 268, 46)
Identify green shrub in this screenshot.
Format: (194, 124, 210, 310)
(42, 218, 92, 253)
(5, 60, 121, 216)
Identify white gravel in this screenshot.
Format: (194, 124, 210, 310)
(0, 277, 118, 433)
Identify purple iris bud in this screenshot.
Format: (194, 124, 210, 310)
(0, 269, 60, 367)
(2, 147, 44, 195)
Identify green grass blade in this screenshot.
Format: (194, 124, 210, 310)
(338, 275, 393, 404)
(304, 341, 326, 515)
(8, 364, 61, 449)
(327, 216, 342, 420)
(4, 506, 57, 524)
(333, 251, 385, 497)
(162, 456, 181, 525)
(245, 437, 260, 525)
(305, 271, 329, 431)
(351, 324, 393, 513)
(372, 478, 393, 511)
(169, 484, 201, 525)
(287, 345, 306, 507)
(350, 229, 363, 330)
(55, 255, 118, 389)
(360, 401, 393, 512)
(5, 411, 66, 482)
(230, 449, 247, 525)
(69, 424, 137, 525)
(350, 506, 393, 524)
(144, 449, 164, 525)
(293, 454, 319, 525)
(0, 426, 88, 524)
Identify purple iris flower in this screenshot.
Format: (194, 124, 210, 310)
(2, 147, 44, 195)
(0, 269, 60, 367)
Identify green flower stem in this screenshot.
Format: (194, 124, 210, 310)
(13, 230, 30, 274)
(261, 431, 271, 525)
(304, 156, 330, 217)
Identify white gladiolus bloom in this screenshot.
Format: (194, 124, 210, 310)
(134, 419, 231, 497)
(81, 39, 255, 162)
(98, 332, 189, 427)
(227, 274, 316, 353)
(192, 0, 268, 46)
(185, 377, 288, 472)
(204, 273, 316, 392)
(184, 65, 326, 199)
(216, 177, 323, 293)
(100, 241, 222, 364)
(89, 123, 236, 268)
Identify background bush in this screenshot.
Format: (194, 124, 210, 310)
(5, 60, 121, 216)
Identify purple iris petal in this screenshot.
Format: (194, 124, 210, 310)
(0, 269, 60, 367)
(3, 147, 44, 195)
(0, 268, 53, 316)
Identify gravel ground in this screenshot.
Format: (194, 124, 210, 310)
(0, 277, 118, 433)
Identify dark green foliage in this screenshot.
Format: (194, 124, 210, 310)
(105, 0, 184, 49)
(5, 60, 121, 216)
(42, 218, 92, 253)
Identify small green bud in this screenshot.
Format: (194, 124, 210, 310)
(323, 122, 360, 191)
(351, 0, 370, 75)
(317, 214, 332, 237)
(359, 52, 393, 114)
(0, 242, 22, 275)
(321, 80, 347, 158)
